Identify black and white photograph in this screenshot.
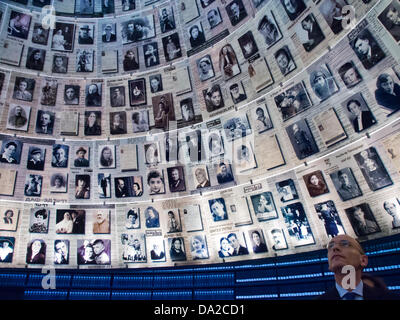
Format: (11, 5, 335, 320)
(77, 239, 111, 265)
(7, 10, 31, 40)
(249, 229, 268, 254)
(153, 93, 175, 130)
(149, 74, 163, 94)
(132, 110, 149, 133)
(27, 146, 45, 171)
(75, 174, 91, 199)
(85, 83, 102, 107)
(148, 236, 165, 262)
(268, 228, 288, 251)
(206, 130, 224, 159)
(166, 209, 182, 233)
(123, 47, 139, 71)
(281, 0, 306, 21)
(54, 240, 69, 265)
(24, 174, 42, 197)
(329, 167, 362, 201)
(308, 64, 339, 101)
(314, 200, 345, 238)
(197, 55, 215, 82)
(143, 42, 160, 68)
(354, 147, 393, 191)
(159, 7, 176, 33)
(121, 233, 147, 263)
(182, 205, 203, 232)
(6, 104, 31, 132)
(319, 0, 348, 35)
(217, 232, 248, 258)
(51, 22, 75, 52)
(274, 82, 312, 121)
(383, 198, 400, 229)
(84, 111, 102, 136)
(26, 47, 46, 71)
(102, 0, 115, 13)
(250, 191, 278, 222)
(76, 49, 94, 72)
(378, 0, 400, 43)
(114, 177, 129, 198)
(40, 79, 58, 106)
(35, 110, 55, 135)
(51, 144, 69, 168)
(207, 8, 222, 29)
(162, 33, 182, 62)
(167, 166, 186, 193)
(0, 208, 19, 231)
(350, 28, 386, 70)
(102, 23, 117, 43)
(225, 0, 247, 26)
(77, 24, 94, 45)
(286, 119, 319, 160)
(223, 114, 251, 141)
(257, 12, 282, 48)
(129, 78, 147, 106)
(32, 23, 49, 45)
(98, 145, 116, 169)
(374, 72, 400, 115)
(302, 170, 329, 197)
(281, 202, 315, 246)
(29, 208, 49, 234)
(296, 13, 325, 52)
(189, 22, 206, 49)
(0, 237, 15, 263)
(275, 179, 299, 202)
(145, 206, 160, 228)
(200, 0, 215, 8)
(337, 61, 362, 88)
(342, 92, 376, 133)
(98, 173, 111, 199)
(75, 0, 94, 15)
(110, 86, 125, 107)
(13, 77, 35, 102)
(193, 165, 211, 189)
(109, 111, 127, 135)
(121, 16, 156, 44)
(229, 82, 247, 104)
(209, 198, 228, 222)
(180, 98, 195, 123)
(215, 162, 234, 184)
(125, 208, 140, 229)
(238, 31, 258, 59)
(147, 169, 166, 195)
(234, 141, 257, 173)
(50, 173, 68, 193)
(190, 235, 209, 260)
(64, 85, 80, 105)
(26, 239, 46, 265)
(344, 203, 380, 237)
(52, 55, 68, 74)
(93, 211, 110, 234)
(250, 104, 273, 134)
(177, 130, 202, 164)
(73, 146, 90, 168)
(144, 142, 160, 165)
(168, 237, 186, 261)
(219, 44, 241, 80)
(274, 46, 296, 76)
(0, 139, 23, 164)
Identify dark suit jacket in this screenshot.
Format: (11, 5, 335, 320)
(352, 111, 376, 132)
(358, 44, 385, 70)
(317, 285, 400, 300)
(102, 34, 116, 42)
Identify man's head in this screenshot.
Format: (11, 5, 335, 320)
(210, 199, 225, 218)
(147, 170, 163, 193)
(195, 168, 207, 184)
(377, 73, 395, 95)
(354, 35, 371, 56)
(40, 112, 51, 127)
(275, 49, 290, 70)
(227, 233, 239, 249)
(347, 99, 362, 117)
(339, 63, 360, 86)
(4, 141, 17, 156)
(92, 240, 105, 255)
(338, 170, 350, 187)
(171, 168, 180, 181)
(383, 201, 399, 218)
(55, 240, 68, 255)
(283, 0, 298, 14)
(386, 6, 400, 25)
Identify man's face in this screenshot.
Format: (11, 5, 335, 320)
(66, 88, 75, 99)
(19, 81, 27, 91)
(387, 8, 400, 25)
(343, 68, 358, 85)
(272, 233, 282, 244)
(105, 26, 112, 34)
(149, 177, 163, 192)
(96, 213, 105, 223)
(33, 153, 41, 161)
(41, 114, 51, 126)
(5, 145, 16, 157)
(56, 242, 67, 255)
(211, 202, 224, 217)
(228, 236, 239, 249)
(354, 38, 370, 56)
(171, 169, 179, 181)
(313, 74, 326, 90)
(231, 3, 239, 16)
(103, 149, 112, 160)
(208, 11, 217, 25)
(77, 151, 85, 159)
(348, 102, 361, 117)
(93, 243, 104, 255)
(277, 53, 289, 69)
(88, 85, 97, 94)
(200, 61, 210, 73)
(55, 57, 63, 67)
(339, 173, 350, 186)
(195, 170, 206, 183)
(56, 148, 65, 160)
(15, 107, 22, 116)
(381, 77, 394, 94)
(211, 90, 221, 106)
(151, 79, 159, 90)
(231, 86, 240, 98)
(385, 202, 397, 217)
(128, 23, 134, 32)
(353, 208, 364, 222)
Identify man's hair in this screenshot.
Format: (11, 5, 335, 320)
(93, 239, 104, 246)
(275, 47, 289, 60)
(227, 233, 238, 240)
(376, 73, 392, 88)
(338, 62, 355, 78)
(147, 170, 162, 184)
(346, 99, 361, 112)
(127, 209, 138, 219)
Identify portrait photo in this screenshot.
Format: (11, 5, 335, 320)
(215, 162, 234, 184)
(147, 169, 166, 195)
(337, 61, 362, 89)
(29, 208, 49, 234)
(167, 166, 186, 193)
(32, 23, 49, 45)
(258, 12, 282, 48)
(26, 47, 46, 71)
(75, 0, 94, 14)
(27, 146, 45, 171)
(177, 130, 202, 164)
(219, 44, 241, 80)
(383, 197, 400, 229)
(207, 8, 222, 29)
(114, 177, 129, 198)
(76, 49, 94, 72)
(217, 232, 248, 258)
(153, 93, 175, 130)
(286, 119, 319, 160)
(345, 203, 380, 237)
(342, 92, 376, 133)
(223, 114, 251, 142)
(303, 170, 329, 197)
(109, 111, 127, 135)
(84, 111, 102, 136)
(180, 98, 195, 123)
(209, 198, 228, 222)
(250, 104, 273, 134)
(149, 74, 163, 94)
(131, 110, 149, 133)
(296, 13, 325, 52)
(123, 47, 139, 71)
(319, 0, 347, 35)
(52, 55, 68, 74)
(0, 139, 23, 164)
(149, 236, 165, 261)
(203, 84, 224, 113)
(143, 42, 160, 68)
(129, 78, 147, 106)
(225, 0, 247, 26)
(13, 77, 35, 102)
(35, 110, 55, 135)
(102, 23, 117, 43)
(249, 229, 268, 254)
(200, 0, 215, 8)
(102, 0, 115, 13)
(144, 142, 160, 165)
(329, 167, 362, 201)
(77, 239, 111, 265)
(121, 233, 147, 263)
(73, 146, 90, 168)
(159, 7, 176, 33)
(190, 235, 209, 260)
(7, 10, 31, 40)
(145, 206, 160, 228)
(168, 237, 186, 261)
(24, 174, 43, 197)
(52, 144, 69, 168)
(0, 208, 19, 231)
(40, 79, 58, 106)
(281, 202, 315, 246)
(350, 28, 386, 70)
(26, 239, 46, 264)
(7, 104, 31, 132)
(250, 191, 278, 222)
(354, 147, 393, 191)
(378, 0, 400, 43)
(98, 145, 116, 169)
(274, 46, 296, 77)
(206, 130, 224, 159)
(188, 22, 206, 49)
(110, 86, 125, 107)
(50, 173, 68, 193)
(96, 173, 110, 199)
(193, 165, 211, 189)
(238, 31, 258, 59)
(274, 81, 312, 121)
(93, 211, 110, 234)
(234, 141, 257, 173)
(64, 85, 80, 105)
(281, 0, 306, 21)
(121, 15, 155, 44)
(85, 83, 102, 107)
(275, 179, 299, 202)
(0, 237, 15, 263)
(268, 228, 288, 251)
(314, 200, 345, 238)
(77, 24, 94, 45)
(197, 55, 215, 82)
(166, 209, 182, 233)
(308, 64, 339, 102)
(54, 240, 69, 265)
(75, 174, 90, 199)
(51, 22, 75, 52)
(374, 72, 400, 115)
(162, 33, 182, 62)
(125, 208, 140, 229)
(229, 82, 247, 105)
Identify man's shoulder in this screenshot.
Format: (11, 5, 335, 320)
(315, 288, 339, 300)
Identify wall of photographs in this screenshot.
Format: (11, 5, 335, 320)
(0, 0, 399, 268)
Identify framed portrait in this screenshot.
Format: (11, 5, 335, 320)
(56, 209, 85, 234)
(114, 177, 129, 198)
(248, 229, 268, 254)
(217, 232, 248, 258)
(97, 173, 111, 199)
(337, 61, 362, 89)
(192, 165, 211, 189)
(121, 15, 155, 45)
(188, 22, 206, 49)
(98, 145, 116, 169)
(51, 22, 76, 52)
(0, 139, 23, 164)
(167, 166, 186, 193)
(209, 198, 228, 222)
(342, 92, 376, 133)
(64, 85, 80, 105)
(0, 237, 15, 263)
(144, 142, 160, 166)
(302, 170, 329, 197)
(190, 235, 209, 260)
(24, 174, 43, 197)
(102, 0, 115, 13)
(329, 167, 362, 201)
(200, 0, 215, 8)
(354, 147, 393, 191)
(29, 208, 49, 234)
(27, 146, 45, 171)
(180, 98, 195, 123)
(77, 239, 111, 265)
(35, 110, 55, 135)
(31, 23, 50, 45)
(178, 129, 202, 164)
(123, 47, 139, 72)
(144, 206, 160, 228)
(50, 173, 68, 193)
(296, 13, 325, 52)
(0, 208, 19, 231)
(168, 237, 186, 261)
(147, 169, 166, 195)
(101, 23, 117, 43)
(183, 205, 203, 232)
(229, 82, 247, 105)
(250, 191, 278, 222)
(129, 78, 147, 106)
(249, 104, 273, 134)
(350, 28, 385, 70)
(85, 83, 102, 107)
(308, 63, 339, 102)
(84, 111, 102, 136)
(378, 0, 400, 43)
(149, 74, 163, 94)
(222, 114, 252, 142)
(121, 232, 147, 263)
(26, 239, 46, 265)
(280, 202, 315, 247)
(75, 0, 94, 14)
(109, 111, 127, 135)
(52, 55, 68, 74)
(215, 161, 235, 185)
(312, 107, 347, 148)
(26, 47, 46, 71)
(273, 81, 312, 121)
(197, 55, 215, 82)
(257, 12, 282, 48)
(275, 179, 298, 202)
(110, 86, 125, 107)
(237, 31, 258, 59)
(75, 174, 91, 199)
(143, 42, 160, 68)
(40, 79, 58, 106)
(319, 0, 347, 35)
(234, 140, 257, 173)
(374, 71, 400, 115)
(77, 24, 94, 44)
(345, 203, 380, 237)
(267, 228, 288, 251)
(225, 0, 247, 26)
(7, 10, 31, 40)
(285, 119, 319, 160)
(76, 49, 94, 72)
(131, 110, 149, 133)
(152, 93, 175, 130)
(51, 144, 69, 168)
(382, 197, 400, 229)
(166, 209, 182, 233)
(162, 33, 182, 62)
(93, 211, 110, 234)
(314, 200, 345, 238)
(203, 84, 224, 113)
(73, 146, 90, 168)
(13, 77, 35, 102)
(148, 236, 166, 262)
(165, 133, 178, 162)
(281, 0, 306, 21)
(54, 240, 69, 265)
(207, 8, 222, 29)
(219, 44, 241, 81)
(159, 7, 176, 33)
(125, 208, 140, 229)
(206, 130, 224, 159)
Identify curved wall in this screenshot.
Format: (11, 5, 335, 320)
(0, 0, 399, 269)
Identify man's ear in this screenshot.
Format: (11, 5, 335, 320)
(361, 255, 368, 268)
